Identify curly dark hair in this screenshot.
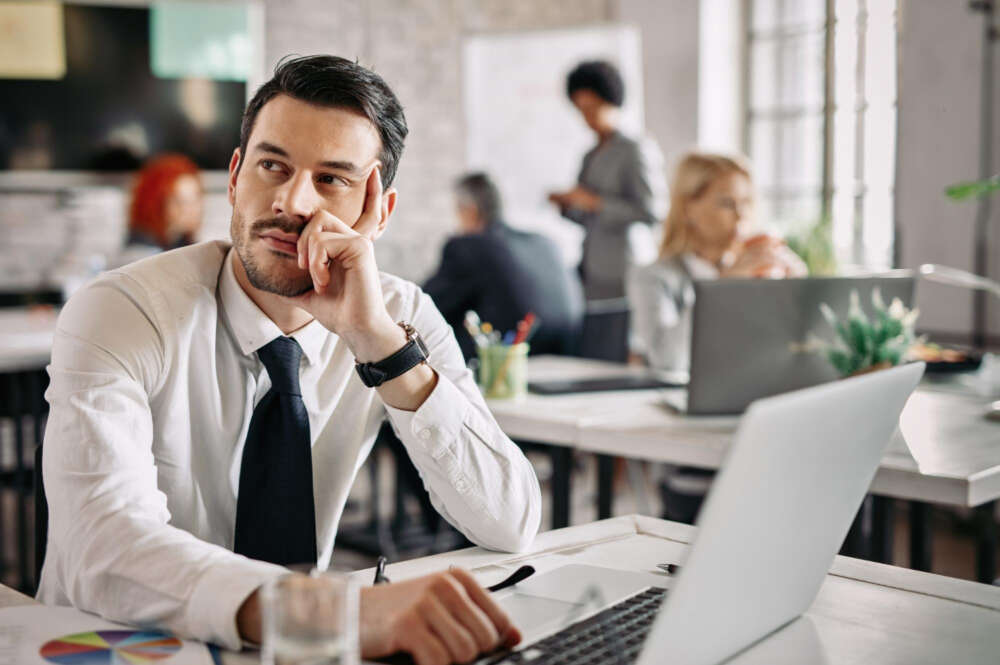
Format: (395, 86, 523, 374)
(566, 60, 625, 107)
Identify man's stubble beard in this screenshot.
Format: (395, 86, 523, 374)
(230, 206, 314, 298)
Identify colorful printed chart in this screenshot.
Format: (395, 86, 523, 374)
(39, 630, 182, 664)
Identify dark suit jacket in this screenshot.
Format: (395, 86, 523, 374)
(424, 223, 584, 359)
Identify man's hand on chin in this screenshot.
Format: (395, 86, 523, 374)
(237, 569, 522, 665)
(281, 166, 438, 410)
(285, 165, 393, 353)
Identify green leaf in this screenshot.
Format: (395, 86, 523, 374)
(945, 174, 1000, 200)
(828, 349, 852, 376)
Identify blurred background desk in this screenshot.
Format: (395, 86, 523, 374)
(489, 356, 1000, 582)
(0, 307, 57, 372)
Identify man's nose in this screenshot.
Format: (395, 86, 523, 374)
(273, 171, 318, 223)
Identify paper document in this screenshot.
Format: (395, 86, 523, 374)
(0, 605, 214, 665)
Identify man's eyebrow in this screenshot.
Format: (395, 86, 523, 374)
(253, 141, 290, 157)
(318, 159, 362, 173)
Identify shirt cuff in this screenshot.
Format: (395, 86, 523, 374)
(188, 555, 287, 650)
(384, 371, 469, 459)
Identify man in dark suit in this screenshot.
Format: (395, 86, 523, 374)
(425, 172, 584, 359)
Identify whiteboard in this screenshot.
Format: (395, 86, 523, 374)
(462, 25, 644, 266)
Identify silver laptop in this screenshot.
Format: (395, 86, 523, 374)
(681, 272, 915, 414)
(489, 361, 924, 665)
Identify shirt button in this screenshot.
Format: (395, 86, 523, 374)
(455, 479, 469, 493)
(418, 428, 432, 440)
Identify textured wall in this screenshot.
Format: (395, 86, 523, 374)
(896, 0, 1000, 338)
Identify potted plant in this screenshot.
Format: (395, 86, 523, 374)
(811, 289, 920, 377)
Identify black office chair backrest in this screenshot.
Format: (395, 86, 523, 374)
(577, 297, 630, 363)
(34, 442, 48, 587)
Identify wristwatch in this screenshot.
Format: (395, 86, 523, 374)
(355, 322, 429, 387)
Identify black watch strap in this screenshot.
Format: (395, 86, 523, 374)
(355, 323, 429, 387)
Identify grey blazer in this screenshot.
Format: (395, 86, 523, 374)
(562, 131, 666, 300)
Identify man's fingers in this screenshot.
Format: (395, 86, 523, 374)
(296, 211, 353, 270)
(404, 625, 451, 665)
(306, 234, 328, 294)
(296, 213, 323, 270)
(431, 574, 500, 652)
(307, 233, 375, 294)
(448, 568, 521, 647)
(355, 166, 383, 237)
(421, 596, 479, 664)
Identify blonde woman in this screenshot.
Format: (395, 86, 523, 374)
(628, 152, 805, 372)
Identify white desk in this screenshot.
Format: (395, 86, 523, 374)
(4, 516, 1000, 664)
(353, 515, 1000, 664)
(489, 356, 1000, 580)
(0, 306, 57, 372)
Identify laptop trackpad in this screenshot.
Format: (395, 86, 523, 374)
(498, 593, 577, 633)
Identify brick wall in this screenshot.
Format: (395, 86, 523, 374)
(0, 0, 613, 293)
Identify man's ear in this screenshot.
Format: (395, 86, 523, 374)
(371, 187, 398, 241)
(227, 148, 241, 206)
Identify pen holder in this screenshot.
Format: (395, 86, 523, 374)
(478, 343, 529, 400)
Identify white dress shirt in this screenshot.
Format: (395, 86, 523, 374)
(627, 253, 720, 372)
(37, 240, 541, 649)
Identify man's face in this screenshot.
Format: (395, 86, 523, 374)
(227, 94, 384, 297)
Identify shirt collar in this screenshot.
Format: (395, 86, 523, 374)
(682, 252, 721, 280)
(218, 248, 327, 366)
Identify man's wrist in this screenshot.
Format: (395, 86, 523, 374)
(341, 315, 407, 363)
(236, 588, 262, 645)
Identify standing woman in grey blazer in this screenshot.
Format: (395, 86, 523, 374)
(549, 60, 666, 300)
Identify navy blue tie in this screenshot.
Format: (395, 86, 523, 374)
(234, 336, 318, 565)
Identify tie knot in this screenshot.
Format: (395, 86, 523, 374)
(257, 336, 303, 395)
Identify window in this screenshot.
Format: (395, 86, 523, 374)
(745, 0, 898, 269)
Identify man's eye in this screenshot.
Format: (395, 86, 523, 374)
(318, 174, 348, 186)
(261, 159, 278, 171)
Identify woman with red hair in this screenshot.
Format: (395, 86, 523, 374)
(118, 154, 203, 266)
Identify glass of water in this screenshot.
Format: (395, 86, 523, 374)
(261, 570, 359, 665)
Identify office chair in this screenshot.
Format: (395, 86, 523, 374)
(35, 442, 47, 586)
(577, 297, 631, 362)
(0, 367, 48, 594)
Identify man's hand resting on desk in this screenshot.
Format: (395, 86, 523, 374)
(238, 568, 521, 665)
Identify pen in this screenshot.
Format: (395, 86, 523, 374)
(373, 555, 391, 585)
(523, 314, 541, 344)
(464, 311, 489, 348)
(373, 559, 535, 591)
(513, 312, 536, 345)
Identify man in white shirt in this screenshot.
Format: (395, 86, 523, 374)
(39, 55, 541, 665)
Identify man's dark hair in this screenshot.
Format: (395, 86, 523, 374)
(566, 60, 625, 107)
(455, 172, 503, 227)
(238, 55, 408, 187)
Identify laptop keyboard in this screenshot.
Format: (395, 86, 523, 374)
(488, 587, 667, 665)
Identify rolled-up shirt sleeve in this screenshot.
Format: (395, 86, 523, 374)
(40, 280, 285, 650)
(383, 289, 542, 553)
